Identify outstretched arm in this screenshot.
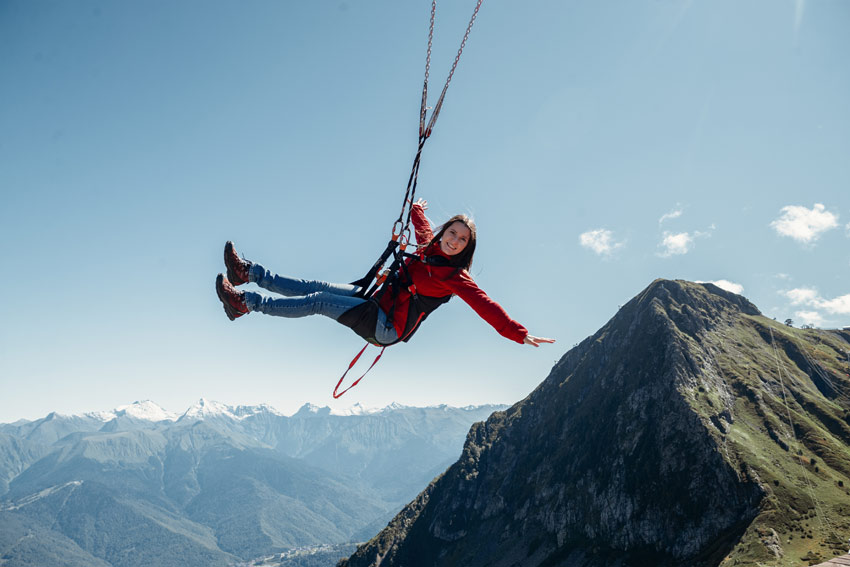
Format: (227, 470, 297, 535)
(449, 271, 555, 347)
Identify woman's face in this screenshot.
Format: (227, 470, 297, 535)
(439, 221, 471, 256)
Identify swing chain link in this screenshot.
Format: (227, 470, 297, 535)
(444, 0, 483, 96)
(425, 0, 435, 87)
(420, 0, 436, 135)
(405, 0, 484, 234)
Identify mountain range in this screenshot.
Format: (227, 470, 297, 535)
(341, 280, 850, 567)
(0, 401, 505, 567)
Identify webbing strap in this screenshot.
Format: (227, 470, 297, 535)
(351, 239, 399, 297)
(332, 344, 387, 399)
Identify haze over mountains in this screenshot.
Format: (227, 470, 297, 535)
(342, 280, 850, 567)
(0, 400, 504, 567)
(4, 280, 849, 567)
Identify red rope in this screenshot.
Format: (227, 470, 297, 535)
(332, 344, 387, 399)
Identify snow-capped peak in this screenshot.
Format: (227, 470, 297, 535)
(293, 403, 331, 418)
(327, 402, 409, 416)
(180, 398, 235, 420)
(82, 400, 177, 423)
(116, 400, 178, 422)
(178, 399, 282, 421)
(231, 403, 283, 419)
(329, 402, 376, 416)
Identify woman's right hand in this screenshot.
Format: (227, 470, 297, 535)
(414, 198, 428, 210)
(524, 335, 556, 348)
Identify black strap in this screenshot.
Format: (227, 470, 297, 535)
(351, 239, 399, 298)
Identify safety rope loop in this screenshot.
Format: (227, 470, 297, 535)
(332, 344, 387, 398)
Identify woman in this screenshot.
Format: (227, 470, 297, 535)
(216, 199, 554, 348)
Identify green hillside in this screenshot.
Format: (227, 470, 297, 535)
(341, 280, 850, 567)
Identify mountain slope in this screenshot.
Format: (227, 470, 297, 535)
(341, 280, 850, 567)
(0, 403, 503, 567)
(0, 511, 113, 567)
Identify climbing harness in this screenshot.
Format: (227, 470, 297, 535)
(334, 0, 484, 398)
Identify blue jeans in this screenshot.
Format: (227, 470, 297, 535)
(242, 263, 399, 345)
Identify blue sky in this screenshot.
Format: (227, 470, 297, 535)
(1, 0, 848, 422)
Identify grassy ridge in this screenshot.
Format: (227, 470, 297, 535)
(692, 314, 850, 566)
(339, 280, 850, 567)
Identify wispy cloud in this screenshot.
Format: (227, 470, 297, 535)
(783, 287, 850, 316)
(770, 203, 839, 244)
(794, 0, 806, 44)
(656, 227, 713, 258)
(579, 229, 624, 256)
(795, 310, 824, 327)
(819, 295, 850, 315)
(785, 287, 820, 306)
(659, 208, 683, 224)
(659, 232, 692, 256)
(697, 280, 744, 295)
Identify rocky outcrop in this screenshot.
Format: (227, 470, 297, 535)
(341, 280, 850, 567)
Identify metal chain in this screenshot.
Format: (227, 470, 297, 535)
(424, 0, 484, 138)
(443, 0, 483, 102)
(398, 0, 485, 235)
(420, 0, 436, 134)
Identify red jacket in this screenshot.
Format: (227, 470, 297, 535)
(377, 204, 528, 344)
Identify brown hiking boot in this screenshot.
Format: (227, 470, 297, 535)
(224, 241, 252, 286)
(216, 274, 248, 320)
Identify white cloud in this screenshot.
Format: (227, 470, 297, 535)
(795, 310, 824, 327)
(770, 203, 839, 244)
(783, 287, 850, 317)
(846, 221, 850, 236)
(697, 280, 744, 295)
(819, 294, 850, 315)
(659, 208, 683, 224)
(658, 231, 693, 257)
(784, 287, 819, 306)
(579, 229, 624, 256)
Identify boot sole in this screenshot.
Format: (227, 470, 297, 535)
(224, 241, 249, 285)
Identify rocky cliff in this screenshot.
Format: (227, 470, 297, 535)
(340, 279, 850, 567)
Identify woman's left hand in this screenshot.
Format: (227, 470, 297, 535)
(524, 335, 556, 347)
(414, 198, 428, 210)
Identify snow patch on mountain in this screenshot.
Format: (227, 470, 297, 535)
(178, 398, 283, 422)
(84, 400, 178, 423)
(29, 400, 504, 427)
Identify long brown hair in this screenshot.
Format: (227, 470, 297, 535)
(426, 214, 477, 273)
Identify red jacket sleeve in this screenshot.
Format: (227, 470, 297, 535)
(411, 204, 434, 246)
(445, 270, 529, 344)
